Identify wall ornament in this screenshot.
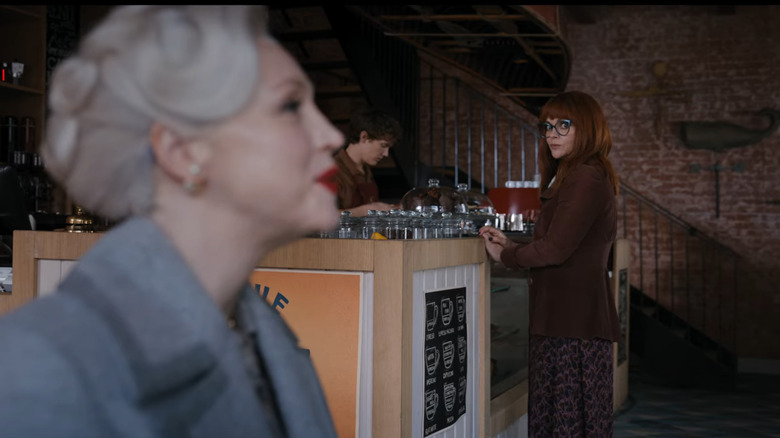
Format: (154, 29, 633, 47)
(679, 108, 780, 153)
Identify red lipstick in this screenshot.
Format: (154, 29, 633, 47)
(317, 166, 340, 194)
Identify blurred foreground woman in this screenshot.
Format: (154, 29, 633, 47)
(0, 6, 344, 438)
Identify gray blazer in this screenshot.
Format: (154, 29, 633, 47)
(0, 217, 337, 438)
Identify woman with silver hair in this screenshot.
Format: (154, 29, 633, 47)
(0, 5, 344, 437)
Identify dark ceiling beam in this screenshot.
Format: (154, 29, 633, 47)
(274, 29, 336, 42)
(315, 85, 363, 99)
(299, 61, 351, 71)
(535, 49, 565, 55)
(343, 5, 567, 113)
(382, 32, 558, 38)
(532, 40, 565, 47)
(440, 48, 473, 54)
(473, 5, 559, 84)
(308, 69, 356, 85)
(506, 87, 560, 93)
(379, 14, 528, 21)
(563, 5, 600, 25)
(502, 88, 559, 97)
(715, 5, 736, 15)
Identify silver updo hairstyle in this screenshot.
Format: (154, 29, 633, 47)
(42, 5, 269, 220)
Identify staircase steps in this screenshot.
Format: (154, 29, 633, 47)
(629, 286, 737, 390)
(703, 349, 719, 362)
(640, 305, 657, 317)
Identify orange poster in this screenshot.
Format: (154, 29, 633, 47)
(250, 268, 363, 438)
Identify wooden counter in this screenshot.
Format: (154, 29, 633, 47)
(1, 230, 103, 314)
(3, 230, 492, 438)
(3, 230, 629, 438)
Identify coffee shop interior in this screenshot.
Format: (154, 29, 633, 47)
(1, 5, 778, 438)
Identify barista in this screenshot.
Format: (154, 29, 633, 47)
(335, 109, 402, 217)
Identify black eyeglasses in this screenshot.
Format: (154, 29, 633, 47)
(538, 119, 572, 137)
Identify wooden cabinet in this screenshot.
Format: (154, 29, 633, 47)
(0, 5, 46, 160)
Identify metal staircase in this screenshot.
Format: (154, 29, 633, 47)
(618, 184, 741, 389)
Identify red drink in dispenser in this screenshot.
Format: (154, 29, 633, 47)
(488, 181, 541, 216)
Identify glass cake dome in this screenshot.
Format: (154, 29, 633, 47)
(400, 178, 468, 214)
(456, 183, 495, 214)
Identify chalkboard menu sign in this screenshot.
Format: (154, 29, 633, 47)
(423, 287, 467, 436)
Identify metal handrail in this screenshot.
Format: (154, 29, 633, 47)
(417, 60, 542, 191)
(617, 182, 739, 354)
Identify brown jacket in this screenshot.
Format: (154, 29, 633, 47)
(500, 161, 620, 342)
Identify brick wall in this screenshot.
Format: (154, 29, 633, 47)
(563, 5, 780, 358)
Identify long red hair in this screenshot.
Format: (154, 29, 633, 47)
(538, 91, 619, 195)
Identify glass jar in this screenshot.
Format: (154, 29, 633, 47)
(421, 211, 441, 239)
(338, 210, 359, 239)
(360, 209, 386, 239)
(407, 210, 424, 239)
(441, 212, 462, 238)
(385, 209, 410, 240)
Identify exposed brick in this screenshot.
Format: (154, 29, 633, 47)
(566, 5, 780, 358)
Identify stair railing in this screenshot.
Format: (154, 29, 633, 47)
(618, 184, 739, 356)
(416, 57, 543, 191)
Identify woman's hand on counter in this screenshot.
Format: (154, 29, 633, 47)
(478, 225, 509, 263)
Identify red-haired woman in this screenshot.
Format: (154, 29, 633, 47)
(480, 90, 621, 437)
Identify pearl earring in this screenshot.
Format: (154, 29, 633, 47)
(183, 163, 204, 194)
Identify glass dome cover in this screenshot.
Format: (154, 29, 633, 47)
(456, 183, 495, 214)
(400, 178, 468, 214)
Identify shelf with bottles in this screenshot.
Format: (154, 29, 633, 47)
(13, 151, 52, 214)
(0, 5, 54, 215)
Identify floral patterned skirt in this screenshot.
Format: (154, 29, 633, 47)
(528, 335, 614, 437)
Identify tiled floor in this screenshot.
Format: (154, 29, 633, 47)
(614, 363, 780, 437)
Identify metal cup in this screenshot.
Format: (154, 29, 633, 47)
(509, 213, 524, 231)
